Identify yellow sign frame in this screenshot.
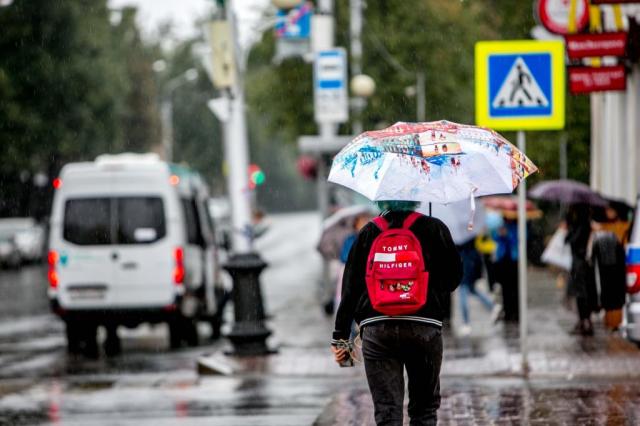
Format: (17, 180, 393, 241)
(475, 40, 565, 131)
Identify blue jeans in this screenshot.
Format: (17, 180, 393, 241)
(459, 280, 494, 324)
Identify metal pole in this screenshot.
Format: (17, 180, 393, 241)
(517, 130, 529, 375)
(350, 0, 363, 135)
(316, 0, 335, 306)
(627, 66, 639, 204)
(221, 0, 272, 356)
(316, 0, 334, 223)
(559, 132, 567, 180)
(416, 71, 426, 122)
(160, 99, 173, 162)
(226, 0, 252, 254)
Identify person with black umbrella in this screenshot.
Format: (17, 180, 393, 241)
(565, 204, 598, 336)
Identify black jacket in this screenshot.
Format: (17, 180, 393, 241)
(332, 211, 462, 343)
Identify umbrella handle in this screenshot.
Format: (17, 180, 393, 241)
(467, 187, 478, 231)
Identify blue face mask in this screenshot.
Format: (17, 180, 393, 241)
(485, 210, 504, 231)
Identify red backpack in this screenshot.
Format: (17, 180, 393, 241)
(365, 212, 429, 316)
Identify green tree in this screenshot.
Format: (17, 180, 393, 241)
(0, 0, 162, 216)
(113, 7, 162, 153)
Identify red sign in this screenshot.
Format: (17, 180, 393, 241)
(565, 33, 628, 59)
(537, 0, 589, 35)
(590, 0, 640, 4)
(568, 66, 627, 94)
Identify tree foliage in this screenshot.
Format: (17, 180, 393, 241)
(0, 0, 160, 216)
(243, 0, 592, 197)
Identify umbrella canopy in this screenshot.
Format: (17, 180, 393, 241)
(420, 199, 486, 245)
(328, 120, 537, 204)
(528, 179, 607, 207)
(481, 196, 543, 220)
(322, 204, 376, 231)
(317, 204, 377, 260)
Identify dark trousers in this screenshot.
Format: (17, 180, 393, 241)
(496, 259, 519, 322)
(362, 322, 443, 426)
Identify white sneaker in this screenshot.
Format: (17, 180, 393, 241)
(459, 324, 471, 336)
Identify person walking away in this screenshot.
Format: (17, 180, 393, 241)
(457, 237, 499, 336)
(565, 204, 597, 336)
(591, 230, 627, 331)
(334, 212, 373, 309)
(331, 200, 462, 425)
(492, 216, 519, 322)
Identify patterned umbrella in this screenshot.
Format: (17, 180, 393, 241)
(328, 120, 537, 205)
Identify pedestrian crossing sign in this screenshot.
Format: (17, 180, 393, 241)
(475, 40, 565, 131)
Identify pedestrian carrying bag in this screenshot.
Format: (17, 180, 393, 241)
(365, 212, 429, 315)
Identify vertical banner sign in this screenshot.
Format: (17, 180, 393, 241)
(314, 48, 349, 124)
(209, 21, 236, 89)
(475, 40, 566, 131)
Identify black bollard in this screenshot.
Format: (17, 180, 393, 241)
(223, 252, 274, 356)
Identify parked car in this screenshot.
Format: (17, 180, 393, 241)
(0, 218, 44, 268)
(13, 221, 45, 263)
(0, 229, 20, 269)
(625, 196, 640, 344)
(48, 153, 225, 355)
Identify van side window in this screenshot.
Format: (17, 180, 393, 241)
(201, 201, 215, 241)
(64, 199, 112, 245)
(181, 198, 204, 246)
(117, 197, 166, 244)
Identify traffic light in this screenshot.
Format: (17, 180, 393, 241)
(248, 164, 265, 189)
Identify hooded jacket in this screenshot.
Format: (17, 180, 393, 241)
(331, 210, 462, 343)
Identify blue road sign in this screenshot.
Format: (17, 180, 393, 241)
(275, 2, 312, 39)
(488, 54, 552, 118)
(314, 48, 348, 123)
(475, 40, 565, 131)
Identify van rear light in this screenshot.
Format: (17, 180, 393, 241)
(48, 250, 59, 289)
(173, 247, 185, 285)
(52, 178, 62, 189)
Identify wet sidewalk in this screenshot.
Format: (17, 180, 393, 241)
(3, 213, 640, 425)
(309, 266, 640, 425)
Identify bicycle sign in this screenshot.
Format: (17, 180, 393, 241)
(475, 40, 565, 131)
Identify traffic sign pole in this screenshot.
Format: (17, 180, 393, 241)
(517, 130, 529, 376)
(476, 40, 566, 377)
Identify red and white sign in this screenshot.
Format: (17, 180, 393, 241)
(565, 33, 628, 59)
(537, 0, 589, 35)
(568, 66, 627, 94)
(590, 0, 640, 4)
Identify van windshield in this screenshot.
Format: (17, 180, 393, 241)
(63, 197, 165, 245)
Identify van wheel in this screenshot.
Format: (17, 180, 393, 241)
(65, 322, 83, 354)
(168, 315, 199, 349)
(104, 325, 122, 357)
(66, 321, 98, 358)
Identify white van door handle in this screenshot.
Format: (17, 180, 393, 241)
(121, 262, 138, 270)
(111, 252, 119, 261)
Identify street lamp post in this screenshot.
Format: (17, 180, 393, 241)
(157, 66, 198, 162)
(210, 0, 279, 356)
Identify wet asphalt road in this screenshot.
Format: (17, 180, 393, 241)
(0, 212, 343, 426)
(3, 212, 640, 425)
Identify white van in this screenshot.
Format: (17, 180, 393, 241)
(48, 153, 224, 355)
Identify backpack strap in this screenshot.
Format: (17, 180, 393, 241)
(372, 216, 389, 231)
(402, 212, 422, 230)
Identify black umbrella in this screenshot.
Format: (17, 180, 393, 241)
(528, 179, 608, 207)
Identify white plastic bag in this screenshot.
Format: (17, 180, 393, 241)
(542, 227, 572, 271)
